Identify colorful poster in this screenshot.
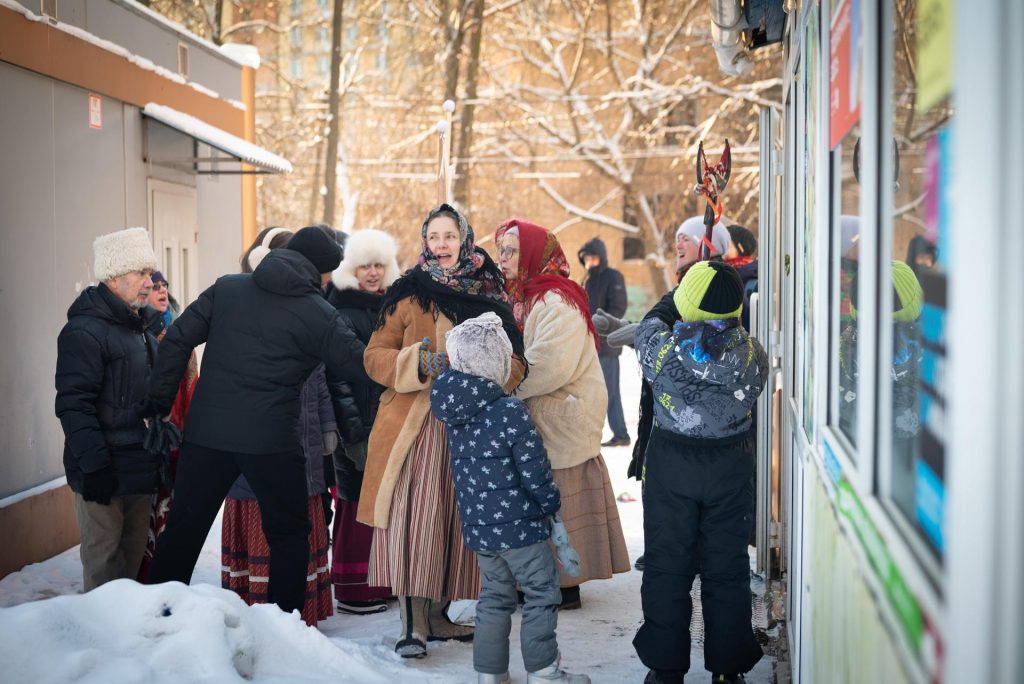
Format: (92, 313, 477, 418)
(916, 0, 954, 113)
(829, 0, 861, 149)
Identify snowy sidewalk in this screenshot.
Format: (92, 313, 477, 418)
(0, 354, 775, 683)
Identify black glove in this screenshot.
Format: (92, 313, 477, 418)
(144, 417, 183, 457)
(345, 440, 369, 472)
(81, 465, 118, 505)
(644, 288, 680, 326)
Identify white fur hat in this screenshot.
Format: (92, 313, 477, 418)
(331, 229, 401, 291)
(445, 312, 513, 386)
(93, 227, 158, 281)
(675, 215, 732, 257)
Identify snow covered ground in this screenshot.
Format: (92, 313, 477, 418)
(0, 354, 775, 683)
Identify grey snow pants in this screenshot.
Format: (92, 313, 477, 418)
(474, 541, 562, 675)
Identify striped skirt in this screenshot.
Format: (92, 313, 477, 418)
(221, 495, 333, 626)
(552, 453, 631, 587)
(367, 415, 480, 601)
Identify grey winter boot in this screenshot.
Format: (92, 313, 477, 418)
(477, 673, 512, 684)
(527, 653, 591, 683)
(427, 598, 475, 642)
(396, 596, 429, 658)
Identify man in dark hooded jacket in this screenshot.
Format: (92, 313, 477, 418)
(146, 226, 360, 617)
(577, 237, 630, 447)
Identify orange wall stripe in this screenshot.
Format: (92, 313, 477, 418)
(0, 5, 243, 136)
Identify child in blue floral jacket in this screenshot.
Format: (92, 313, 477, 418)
(431, 312, 588, 684)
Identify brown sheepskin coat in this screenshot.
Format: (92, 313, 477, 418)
(357, 297, 526, 528)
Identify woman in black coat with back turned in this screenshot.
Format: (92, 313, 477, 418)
(324, 228, 403, 614)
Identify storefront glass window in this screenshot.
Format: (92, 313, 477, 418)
(884, 0, 953, 561)
(828, 0, 863, 451)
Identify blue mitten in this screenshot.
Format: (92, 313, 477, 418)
(549, 513, 581, 577)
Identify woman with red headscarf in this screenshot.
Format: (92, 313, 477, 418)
(495, 219, 630, 609)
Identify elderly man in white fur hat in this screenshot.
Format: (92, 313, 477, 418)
(55, 227, 164, 591)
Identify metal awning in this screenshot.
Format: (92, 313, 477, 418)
(141, 103, 293, 175)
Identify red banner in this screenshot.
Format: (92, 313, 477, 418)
(829, 0, 861, 149)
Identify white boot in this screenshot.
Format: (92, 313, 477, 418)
(477, 673, 512, 684)
(527, 654, 591, 683)
(396, 596, 429, 658)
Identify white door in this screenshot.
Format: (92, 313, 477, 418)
(148, 180, 198, 307)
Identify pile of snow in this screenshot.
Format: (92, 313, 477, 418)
(0, 580, 440, 683)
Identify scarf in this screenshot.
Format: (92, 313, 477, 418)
(379, 205, 525, 358)
(725, 255, 755, 270)
(495, 219, 599, 352)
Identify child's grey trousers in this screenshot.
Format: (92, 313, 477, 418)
(474, 540, 562, 675)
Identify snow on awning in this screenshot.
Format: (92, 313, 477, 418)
(142, 103, 293, 174)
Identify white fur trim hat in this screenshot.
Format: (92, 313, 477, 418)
(93, 227, 158, 281)
(331, 229, 401, 291)
(445, 312, 513, 386)
(675, 215, 732, 257)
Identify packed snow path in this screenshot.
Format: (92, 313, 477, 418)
(0, 355, 775, 683)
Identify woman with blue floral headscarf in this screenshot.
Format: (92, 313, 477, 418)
(358, 204, 527, 658)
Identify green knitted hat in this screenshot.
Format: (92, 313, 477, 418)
(891, 260, 924, 322)
(673, 261, 744, 322)
(849, 260, 924, 322)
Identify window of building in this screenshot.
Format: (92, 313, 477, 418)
(290, 57, 303, 79)
(827, 0, 863, 455)
(345, 23, 359, 50)
(622, 237, 645, 261)
(291, 0, 302, 17)
(290, 26, 302, 47)
(318, 27, 329, 46)
(879, 0, 952, 569)
(318, 57, 330, 78)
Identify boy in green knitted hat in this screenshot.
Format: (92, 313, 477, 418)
(631, 260, 769, 684)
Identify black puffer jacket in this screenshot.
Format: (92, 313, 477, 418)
(577, 237, 628, 357)
(55, 284, 162, 495)
(149, 250, 361, 455)
(324, 286, 386, 441)
(324, 285, 387, 501)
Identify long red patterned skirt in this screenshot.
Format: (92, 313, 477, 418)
(221, 495, 333, 626)
(331, 498, 391, 602)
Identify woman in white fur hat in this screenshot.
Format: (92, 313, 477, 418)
(324, 229, 402, 615)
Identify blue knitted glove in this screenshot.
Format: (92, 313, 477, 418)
(549, 513, 581, 577)
(418, 337, 449, 378)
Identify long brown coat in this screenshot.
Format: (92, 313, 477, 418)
(356, 297, 526, 528)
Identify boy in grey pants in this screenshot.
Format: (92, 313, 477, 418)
(430, 312, 589, 684)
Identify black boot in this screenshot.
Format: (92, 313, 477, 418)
(559, 586, 581, 610)
(643, 670, 685, 684)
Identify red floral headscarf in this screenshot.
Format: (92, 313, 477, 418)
(495, 219, 599, 351)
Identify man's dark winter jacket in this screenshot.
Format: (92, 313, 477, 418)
(577, 237, 628, 357)
(149, 249, 360, 455)
(56, 284, 162, 495)
(430, 369, 560, 553)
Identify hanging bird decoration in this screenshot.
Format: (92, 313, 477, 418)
(436, 99, 456, 205)
(693, 139, 732, 260)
